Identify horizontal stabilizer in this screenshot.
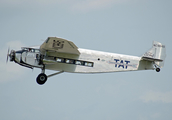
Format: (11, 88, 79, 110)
(142, 57, 163, 62)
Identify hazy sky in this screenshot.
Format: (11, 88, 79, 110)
(0, 0, 172, 120)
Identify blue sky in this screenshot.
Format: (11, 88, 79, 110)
(0, 0, 172, 120)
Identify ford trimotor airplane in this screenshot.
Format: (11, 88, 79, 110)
(7, 37, 166, 85)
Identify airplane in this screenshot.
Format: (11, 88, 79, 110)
(6, 37, 166, 85)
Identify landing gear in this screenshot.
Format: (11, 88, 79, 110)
(154, 63, 160, 72)
(36, 66, 64, 85)
(156, 68, 160, 72)
(36, 66, 47, 85)
(36, 73, 47, 85)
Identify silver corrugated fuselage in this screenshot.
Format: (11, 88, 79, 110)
(44, 48, 154, 73)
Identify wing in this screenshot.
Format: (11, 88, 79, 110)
(40, 37, 80, 56)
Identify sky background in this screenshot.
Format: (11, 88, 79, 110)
(0, 0, 172, 120)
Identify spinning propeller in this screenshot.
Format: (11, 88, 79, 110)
(6, 47, 15, 63)
(6, 47, 10, 63)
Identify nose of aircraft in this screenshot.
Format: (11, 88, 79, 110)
(7, 49, 15, 62)
(7, 49, 22, 63)
(15, 50, 22, 63)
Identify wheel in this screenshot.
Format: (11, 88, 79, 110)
(156, 68, 160, 72)
(36, 73, 47, 85)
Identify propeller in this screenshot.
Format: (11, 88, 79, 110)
(6, 47, 15, 63)
(6, 47, 10, 63)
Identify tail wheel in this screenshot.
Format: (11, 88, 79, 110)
(36, 73, 47, 85)
(156, 68, 160, 72)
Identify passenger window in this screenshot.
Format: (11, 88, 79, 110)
(56, 58, 65, 63)
(75, 60, 85, 65)
(57, 58, 61, 62)
(75, 61, 81, 65)
(85, 62, 93, 67)
(56, 57, 93, 67)
(66, 59, 70, 63)
(66, 59, 74, 64)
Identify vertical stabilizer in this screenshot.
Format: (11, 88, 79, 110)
(142, 41, 166, 68)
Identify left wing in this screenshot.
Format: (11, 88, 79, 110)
(40, 37, 80, 56)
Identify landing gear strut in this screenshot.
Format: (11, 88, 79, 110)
(36, 66, 64, 85)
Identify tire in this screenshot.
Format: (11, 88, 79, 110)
(156, 68, 160, 72)
(36, 73, 47, 85)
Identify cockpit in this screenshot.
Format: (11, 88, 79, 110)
(21, 46, 40, 53)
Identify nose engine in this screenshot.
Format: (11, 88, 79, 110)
(7, 49, 16, 62)
(7, 49, 22, 63)
(10, 50, 16, 61)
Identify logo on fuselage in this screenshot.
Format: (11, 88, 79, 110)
(114, 59, 130, 69)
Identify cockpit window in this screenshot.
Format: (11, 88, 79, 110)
(35, 49, 40, 53)
(31, 49, 35, 52)
(23, 48, 39, 53)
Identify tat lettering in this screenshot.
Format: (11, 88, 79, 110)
(114, 59, 130, 69)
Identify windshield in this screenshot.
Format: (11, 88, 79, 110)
(23, 48, 40, 53)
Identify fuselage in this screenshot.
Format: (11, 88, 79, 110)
(14, 47, 154, 73)
(45, 48, 154, 73)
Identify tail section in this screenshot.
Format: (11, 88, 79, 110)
(142, 41, 166, 68)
